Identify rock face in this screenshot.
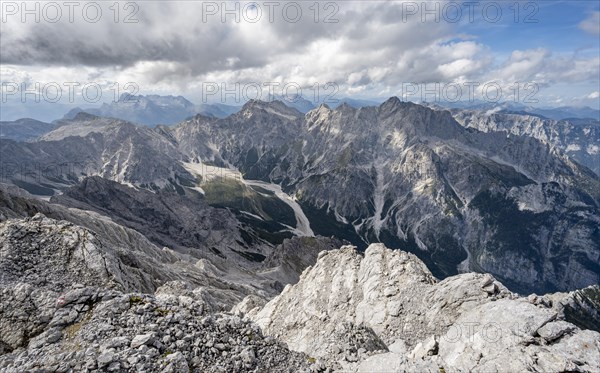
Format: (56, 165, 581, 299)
(0, 118, 55, 142)
(51, 176, 273, 266)
(0, 182, 342, 310)
(2, 98, 600, 293)
(0, 113, 195, 196)
(170, 99, 600, 294)
(0, 180, 598, 371)
(448, 108, 600, 176)
(247, 243, 600, 372)
(0, 205, 326, 371)
(0, 214, 131, 291)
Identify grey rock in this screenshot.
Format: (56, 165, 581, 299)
(537, 320, 576, 342)
(448, 108, 600, 175)
(409, 335, 438, 359)
(248, 243, 600, 372)
(131, 334, 156, 348)
(97, 351, 115, 367)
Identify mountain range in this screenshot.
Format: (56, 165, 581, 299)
(62, 94, 241, 126)
(1, 96, 599, 371)
(431, 105, 600, 176)
(433, 100, 600, 121)
(1, 97, 599, 294)
(0, 118, 55, 142)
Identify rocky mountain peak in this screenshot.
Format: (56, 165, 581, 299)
(239, 99, 303, 120)
(246, 243, 600, 372)
(39, 115, 134, 142)
(379, 96, 403, 110)
(71, 111, 101, 122)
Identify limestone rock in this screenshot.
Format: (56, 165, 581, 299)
(247, 244, 600, 372)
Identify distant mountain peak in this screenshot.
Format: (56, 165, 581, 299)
(58, 95, 240, 126)
(71, 111, 100, 121)
(240, 99, 303, 119)
(378, 96, 414, 114)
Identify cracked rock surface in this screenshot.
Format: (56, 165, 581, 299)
(247, 244, 600, 372)
(0, 215, 323, 372)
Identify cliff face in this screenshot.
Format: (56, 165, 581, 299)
(172, 99, 600, 294)
(449, 109, 600, 176)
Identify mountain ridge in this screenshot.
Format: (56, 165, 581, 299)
(1, 98, 599, 294)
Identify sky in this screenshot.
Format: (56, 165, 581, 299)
(1, 0, 599, 119)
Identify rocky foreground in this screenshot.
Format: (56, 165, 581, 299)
(245, 244, 600, 372)
(0, 214, 599, 372)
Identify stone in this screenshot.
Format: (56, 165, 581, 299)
(131, 334, 156, 348)
(97, 351, 115, 368)
(537, 321, 576, 342)
(409, 335, 438, 359)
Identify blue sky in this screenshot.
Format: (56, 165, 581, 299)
(463, 1, 599, 53)
(455, 0, 600, 107)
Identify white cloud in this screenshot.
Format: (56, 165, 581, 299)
(0, 1, 598, 107)
(579, 11, 600, 36)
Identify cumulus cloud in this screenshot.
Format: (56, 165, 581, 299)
(579, 11, 600, 35)
(0, 0, 598, 105)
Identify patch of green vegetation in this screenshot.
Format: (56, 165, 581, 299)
(155, 307, 172, 316)
(64, 310, 93, 340)
(63, 322, 82, 339)
(468, 190, 544, 259)
(202, 178, 246, 205)
(202, 178, 296, 227)
(129, 295, 146, 307)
